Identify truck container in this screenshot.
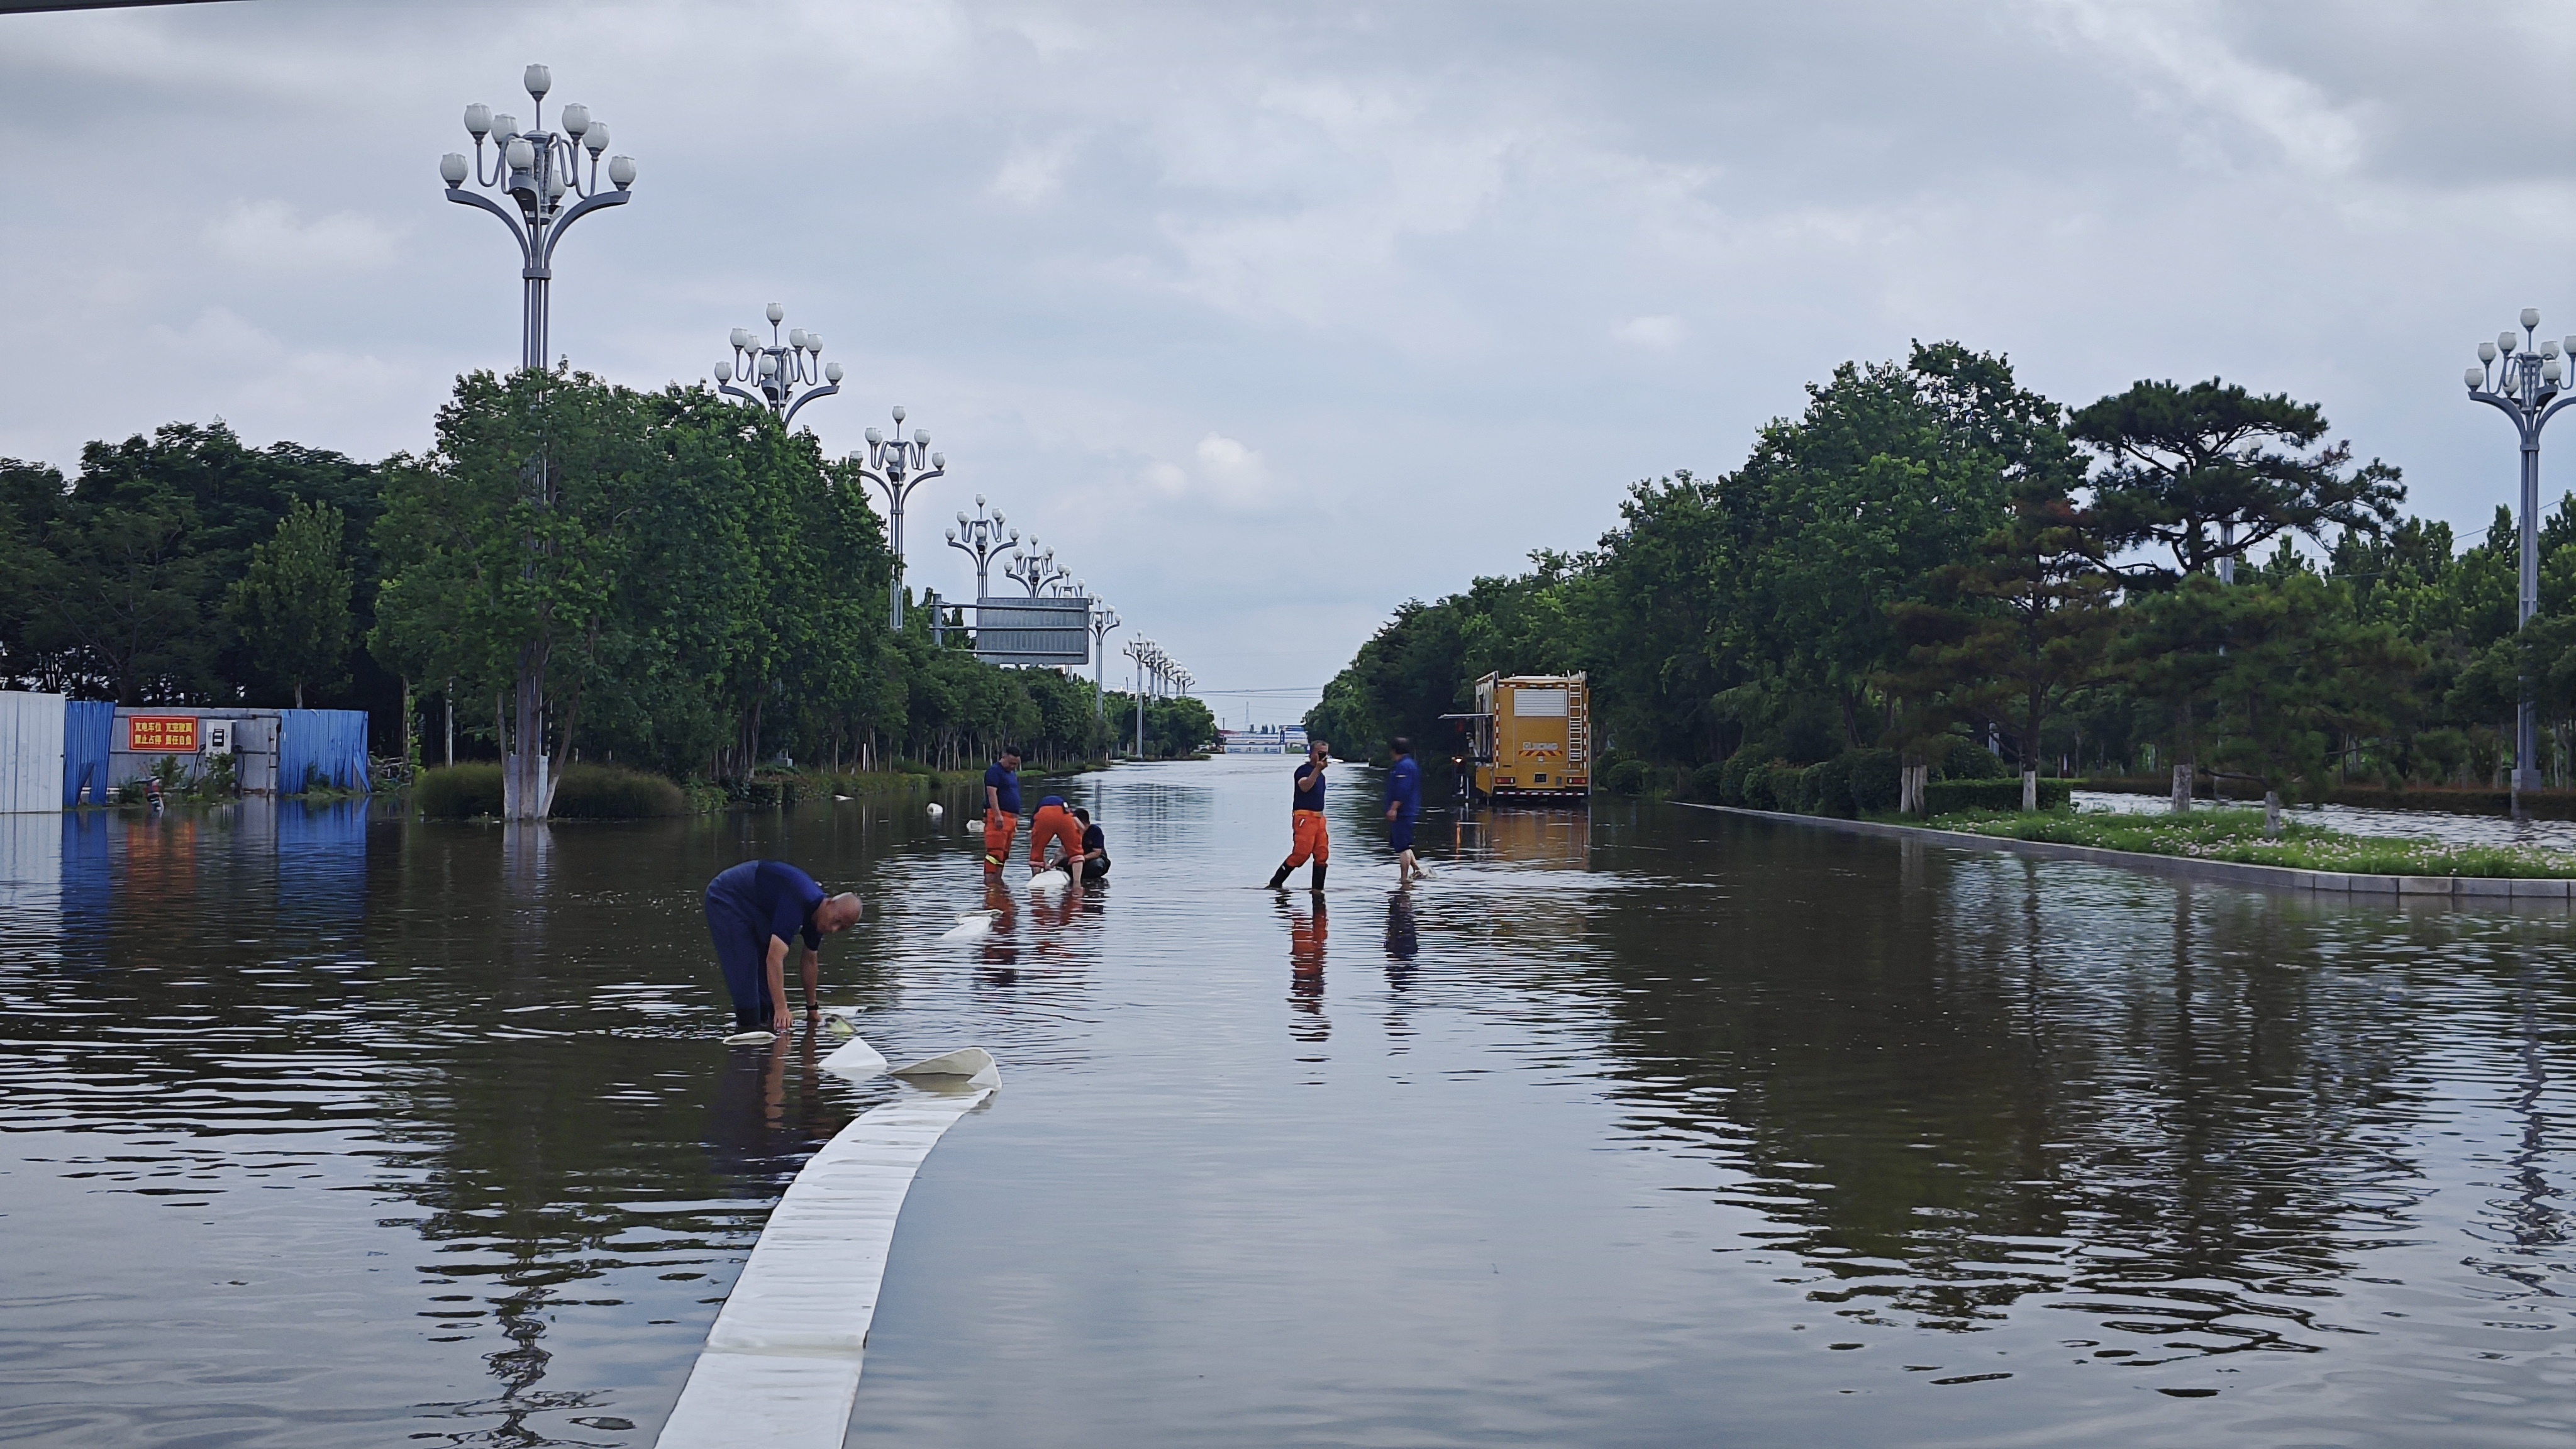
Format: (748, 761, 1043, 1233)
(1452, 672, 1590, 805)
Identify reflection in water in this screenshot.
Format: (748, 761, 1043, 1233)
(1280, 894, 1328, 1043)
(5, 775, 2575, 1446)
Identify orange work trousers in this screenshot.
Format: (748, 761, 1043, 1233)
(983, 811, 1019, 870)
(1282, 808, 1330, 868)
(1029, 804, 1083, 869)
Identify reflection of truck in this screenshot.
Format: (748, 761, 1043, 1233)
(1450, 672, 1590, 805)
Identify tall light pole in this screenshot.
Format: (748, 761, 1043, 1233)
(852, 407, 947, 630)
(2466, 306, 2576, 814)
(1003, 541, 1072, 597)
(440, 64, 637, 373)
(1124, 637, 1158, 756)
(1088, 599, 1121, 716)
(718, 303, 842, 426)
(946, 496, 1016, 601)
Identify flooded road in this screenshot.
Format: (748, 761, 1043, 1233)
(3, 755, 2572, 1446)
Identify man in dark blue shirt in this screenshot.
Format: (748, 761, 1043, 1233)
(1266, 738, 1332, 892)
(1384, 735, 1424, 882)
(702, 860, 862, 1036)
(982, 747, 1023, 873)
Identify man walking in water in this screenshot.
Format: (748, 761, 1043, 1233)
(703, 861, 862, 1036)
(1266, 737, 1332, 892)
(983, 746, 1023, 874)
(1384, 735, 1424, 883)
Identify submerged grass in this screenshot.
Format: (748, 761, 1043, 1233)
(1928, 806, 2576, 879)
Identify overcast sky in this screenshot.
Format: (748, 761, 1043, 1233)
(5, 1, 2575, 726)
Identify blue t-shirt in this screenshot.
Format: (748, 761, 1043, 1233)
(1384, 756, 1422, 819)
(985, 762, 1021, 814)
(711, 860, 825, 950)
(1293, 759, 1327, 812)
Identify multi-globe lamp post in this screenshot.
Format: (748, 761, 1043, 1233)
(851, 408, 946, 631)
(718, 303, 842, 426)
(1123, 637, 1163, 756)
(2465, 307, 2576, 811)
(1087, 599, 1121, 716)
(439, 64, 637, 372)
(946, 496, 1016, 601)
(1003, 541, 1072, 597)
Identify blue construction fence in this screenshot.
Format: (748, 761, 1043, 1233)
(63, 701, 113, 807)
(279, 709, 372, 794)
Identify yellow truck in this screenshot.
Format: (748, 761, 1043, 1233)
(1451, 672, 1591, 805)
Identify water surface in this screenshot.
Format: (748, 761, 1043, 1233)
(3, 760, 2571, 1446)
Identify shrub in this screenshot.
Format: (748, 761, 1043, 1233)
(418, 763, 504, 818)
(552, 763, 688, 818)
(1606, 759, 1651, 797)
(1803, 754, 1857, 818)
(1766, 763, 1806, 811)
(1738, 760, 1775, 810)
(1938, 736, 2011, 780)
(1687, 762, 1727, 803)
(1924, 777, 2071, 815)
(1718, 753, 1757, 806)
(1846, 748, 1901, 814)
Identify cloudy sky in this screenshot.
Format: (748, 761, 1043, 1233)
(5, 1, 2574, 725)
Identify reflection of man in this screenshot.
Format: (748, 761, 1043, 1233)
(1384, 735, 1423, 882)
(702, 861, 862, 1035)
(1282, 895, 1328, 1041)
(1265, 738, 1331, 892)
(983, 747, 1023, 873)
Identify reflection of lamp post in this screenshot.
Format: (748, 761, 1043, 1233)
(718, 303, 842, 426)
(945, 495, 1016, 601)
(2466, 306, 2576, 813)
(850, 406, 947, 630)
(1088, 599, 1121, 716)
(439, 64, 637, 372)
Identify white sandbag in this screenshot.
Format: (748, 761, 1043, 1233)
(1028, 868, 1070, 892)
(653, 1083, 992, 1449)
(721, 1030, 775, 1046)
(819, 1033, 886, 1082)
(889, 1046, 1001, 1090)
(938, 910, 997, 941)
(926, 801, 943, 819)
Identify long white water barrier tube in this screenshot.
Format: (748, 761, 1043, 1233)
(655, 1033, 997, 1449)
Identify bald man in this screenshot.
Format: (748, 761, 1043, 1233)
(703, 860, 862, 1036)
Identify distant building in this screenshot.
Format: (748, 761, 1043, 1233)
(1217, 726, 1307, 756)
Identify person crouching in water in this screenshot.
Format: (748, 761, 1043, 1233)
(1028, 794, 1090, 878)
(702, 860, 862, 1036)
(1074, 807, 1110, 882)
(1384, 735, 1423, 882)
(982, 746, 1023, 873)
(1266, 738, 1331, 892)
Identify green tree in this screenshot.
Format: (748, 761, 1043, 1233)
(224, 499, 353, 708)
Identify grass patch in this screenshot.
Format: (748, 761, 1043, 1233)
(417, 763, 503, 818)
(552, 763, 688, 818)
(1929, 806, 2576, 879)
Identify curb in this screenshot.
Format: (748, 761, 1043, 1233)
(1670, 801, 2576, 902)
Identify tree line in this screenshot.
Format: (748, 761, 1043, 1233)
(1, 369, 1210, 808)
(1310, 341, 2564, 828)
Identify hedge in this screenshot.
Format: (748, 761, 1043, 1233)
(416, 763, 503, 818)
(1924, 777, 2072, 815)
(552, 763, 689, 818)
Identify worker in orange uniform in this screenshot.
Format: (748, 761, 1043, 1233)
(1265, 737, 1331, 892)
(982, 746, 1023, 873)
(1027, 795, 1088, 877)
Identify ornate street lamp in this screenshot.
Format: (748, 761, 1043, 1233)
(851, 406, 947, 630)
(1002, 540, 1072, 597)
(945, 496, 1016, 601)
(1087, 599, 1121, 716)
(2465, 306, 2576, 812)
(1124, 636, 1159, 755)
(718, 303, 842, 426)
(439, 64, 637, 373)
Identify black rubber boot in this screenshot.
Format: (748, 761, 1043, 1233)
(1267, 863, 1292, 890)
(1310, 862, 1328, 892)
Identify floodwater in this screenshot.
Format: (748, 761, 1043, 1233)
(3, 757, 2572, 1447)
